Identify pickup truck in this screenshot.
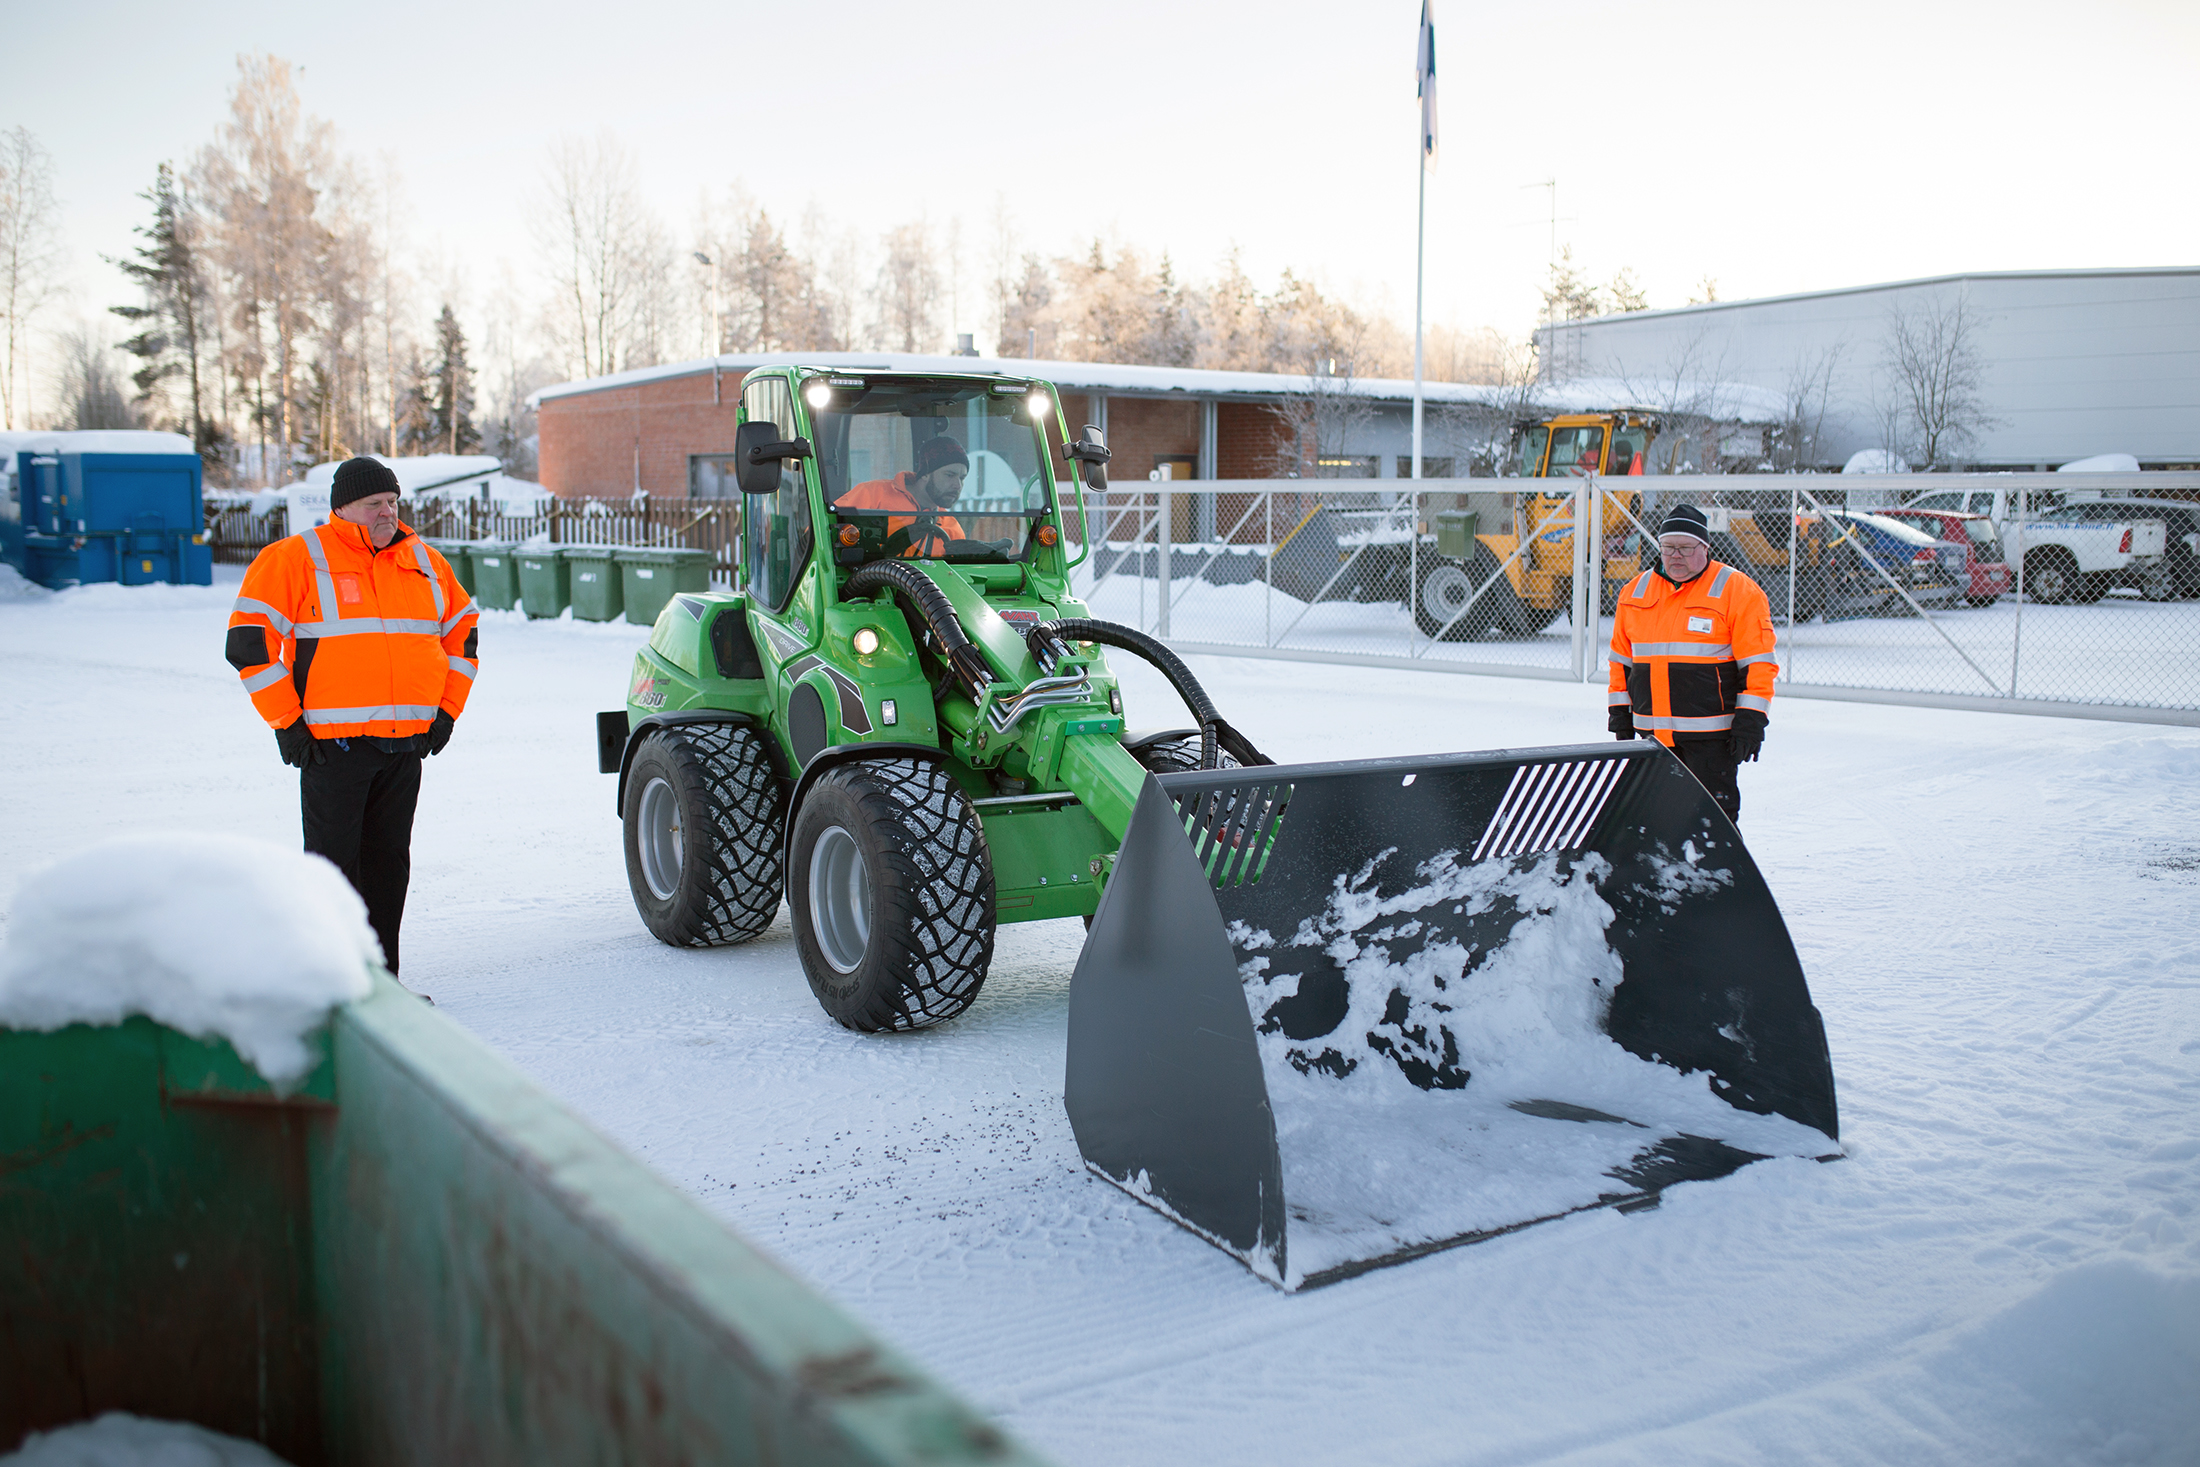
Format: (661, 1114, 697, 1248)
(1897, 485, 2169, 604)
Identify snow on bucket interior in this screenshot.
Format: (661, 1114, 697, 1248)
(0, 833, 378, 1087)
(1068, 746, 1842, 1292)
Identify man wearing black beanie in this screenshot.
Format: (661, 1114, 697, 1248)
(1604, 503, 1777, 822)
(224, 457, 481, 995)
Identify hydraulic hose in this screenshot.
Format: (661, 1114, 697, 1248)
(842, 561, 994, 701)
(1026, 618, 1272, 769)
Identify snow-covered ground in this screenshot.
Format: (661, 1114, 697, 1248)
(3, 569, 2197, 1466)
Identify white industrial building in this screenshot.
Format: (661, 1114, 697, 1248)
(1533, 267, 2200, 472)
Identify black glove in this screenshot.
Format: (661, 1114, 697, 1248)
(1729, 709, 1767, 763)
(426, 709, 456, 756)
(275, 719, 322, 768)
(1608, 703, 1636, 740)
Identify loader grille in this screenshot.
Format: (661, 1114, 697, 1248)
(1470, 756, 1631, 863)
(1173, 783, 1295, 888)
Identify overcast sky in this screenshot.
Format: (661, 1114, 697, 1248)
(16, 0, 2200, 361)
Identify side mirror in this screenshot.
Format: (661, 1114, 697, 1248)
(736, 421, 811, 495)
(1063, 424, 1110, 493)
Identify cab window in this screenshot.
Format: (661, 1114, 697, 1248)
(1547, 426, 1604, 476)
(1515, 425, 1550, 477)
(740, 377, 812, 612)
(1609, 426, 1648, 475)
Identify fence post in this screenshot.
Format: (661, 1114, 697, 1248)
(1157, 482, 1172, 639)
(2010, 482, 2026, 697)
(1570, 476, 1591, 681)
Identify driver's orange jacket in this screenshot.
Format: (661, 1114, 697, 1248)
(838, 472, 966, 557)
(225, 519, 478, 740)
(1607, 560, 1776, 745)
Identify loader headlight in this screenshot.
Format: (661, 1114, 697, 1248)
(851, 627, 881, 656)
(804, 380, 833, 409)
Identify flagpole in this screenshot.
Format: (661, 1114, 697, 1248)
(1412, 153, 1425, 482)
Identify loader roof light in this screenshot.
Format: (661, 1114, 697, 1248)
(851, 627, 881, 656)
(827, 376, 867, 388)
(990, 381, 1026, 394)
(1026, 391, 1051, 417)
(804, 380, 834, 409)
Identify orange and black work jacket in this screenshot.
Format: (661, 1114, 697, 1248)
(1608, 560, 1776, 745)
(226, 520, 478, 741)
(836, 473, 967, 557)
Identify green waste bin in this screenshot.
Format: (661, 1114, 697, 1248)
(566, 545, 624, 623)
(469, 541, 520, 612)
(1432, 510, 1481, 560)
(616, 546, 717, 626)
(423, 537, 475, 597)
(517, 546, 571, 619)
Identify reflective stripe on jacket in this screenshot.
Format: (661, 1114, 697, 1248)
(1607, 560, 1776, 746)
(226, 520, 479, 740)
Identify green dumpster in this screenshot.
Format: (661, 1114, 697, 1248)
(566, 545, 624, 623)
(423, 537, 475, 596)
(0, 976, 1049, 1466)
(616, 546, 717, 626)
(469, 541, 520, 612)
(1432, 509, 1481, 559)
(517, 546, 570, 619)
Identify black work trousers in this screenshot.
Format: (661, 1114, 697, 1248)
(301, 741, 423, 975)
(1671, 736, 1741, 823)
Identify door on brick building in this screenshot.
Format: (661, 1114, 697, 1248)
(1152, 455, 1204, 541)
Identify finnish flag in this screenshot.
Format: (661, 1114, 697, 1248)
(1417, 0, 1438, 169)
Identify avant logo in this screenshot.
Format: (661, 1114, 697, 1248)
(629, 671, 668, 709)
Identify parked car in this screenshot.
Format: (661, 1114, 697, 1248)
(1899, 484, 2167, 603)
(2053, 494, 2200, 599)
(1714, 509, 1965, 621)
(1876, 508, 2013, 606)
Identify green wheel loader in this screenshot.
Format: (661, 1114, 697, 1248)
(600, 365, 1840, 1290)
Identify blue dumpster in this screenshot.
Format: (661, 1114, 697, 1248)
(5, 431, 210, 590)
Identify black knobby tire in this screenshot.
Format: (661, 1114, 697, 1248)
(1415, 548, 1532, 639)
(1130, 736, 1207, 775)
(623, 724, 784, 947)
(790, 758, 996, 1033)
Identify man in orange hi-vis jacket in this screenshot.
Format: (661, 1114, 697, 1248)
(225, 457, 478, 988)
(835, 435, 969, 557)
(1607, 503, 1776, 822)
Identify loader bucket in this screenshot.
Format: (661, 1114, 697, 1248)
(1065, 742, 1839, 1291)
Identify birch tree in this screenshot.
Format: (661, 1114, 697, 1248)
(0, 127, 61, 429)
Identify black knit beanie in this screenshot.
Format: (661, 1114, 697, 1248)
(331, 456, 401, 510)
(913, 436, 969, 479)
(1658, 503, 1710, 545)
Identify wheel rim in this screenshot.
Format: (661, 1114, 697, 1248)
(1421, 564, 1473, 622)
(636, 776, 683, 901)
(808, 825, 871, 974)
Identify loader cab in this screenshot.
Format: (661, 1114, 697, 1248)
(1512, 412, 1658, 477)
(801, 374, 1062, 570)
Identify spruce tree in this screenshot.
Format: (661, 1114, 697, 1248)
(108, 163, 214, 456)
(429, 304, 479, 454)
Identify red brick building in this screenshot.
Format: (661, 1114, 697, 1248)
(530, 352, 1528, 500)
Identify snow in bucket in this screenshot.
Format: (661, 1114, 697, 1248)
(0, 1412, 293, 1466)
(0, 833, 377, 1088)
(1232, 847, 1835, 1288)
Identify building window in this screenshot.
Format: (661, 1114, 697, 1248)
(690, 454, 741, 499)
(1315, 455, 1378, 479)
(1153, 455, 1197, 481)
(1396, 456, 1455, 478)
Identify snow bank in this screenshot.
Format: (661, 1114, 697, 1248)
(0, 834, 377, 1087)
(1843, 449, 1909, 474)
(2059, 452, 2142, 473)
(0, 1413, 294, 1466)
(1231, 848, 1833, 1287)
(0, 563, 50, 603)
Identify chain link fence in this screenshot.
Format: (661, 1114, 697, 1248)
(1064, 475, 2200, 724)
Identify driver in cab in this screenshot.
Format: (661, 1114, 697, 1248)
(837, 436, 968, 557)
